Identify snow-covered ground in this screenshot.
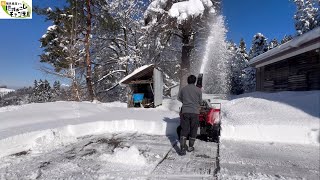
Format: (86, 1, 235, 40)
(219, 140, 319, 179)
(0, 91, 319, 179)
(0, 88, 15, 97)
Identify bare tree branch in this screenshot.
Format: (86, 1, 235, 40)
(94, 70, 126, 85)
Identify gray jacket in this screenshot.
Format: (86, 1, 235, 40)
(178, 84, 202, 114)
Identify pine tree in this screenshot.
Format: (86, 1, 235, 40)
(52, 81, 61, 101)
(238, 38, 249, 92)
(31, 79, 53, 103)
(249, 33, 269, 59)
(245, 33, 269, 93)
(269, 38, 279, 49)
(315, 0, 320, 26)
(227, 39, 249, 95)
(228, 42, 243, 94)
(281, 35, 293, 44)
(293, 0, 319, 35)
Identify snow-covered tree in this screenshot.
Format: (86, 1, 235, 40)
(316, 0, 320, 26)
(281, 35, 293, 44)
(52, 81, 61, 100)
(227, 39, 249, 95)
(90, 0, 150, 102)
(249, 33, 269, 59)
(35, 2, 86, 101)
(31, 79, 53, 103)
(246, 33, 269, 92)
(269, 38, 279, 49)
(144, 0, 219, 88)
(293, 0, 319, 35)
(242, 67, 256, 93)
(37, 0, 135, 101)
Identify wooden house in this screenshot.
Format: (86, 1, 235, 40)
(250, 27, 320, 91)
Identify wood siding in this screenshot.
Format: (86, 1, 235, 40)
(257, 49, 320, 91)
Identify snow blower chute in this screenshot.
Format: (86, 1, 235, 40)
(177, 73, 222, 142)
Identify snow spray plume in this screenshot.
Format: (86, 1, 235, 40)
(200, 15, 231, 94)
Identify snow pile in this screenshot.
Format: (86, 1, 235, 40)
(156, 98, 182, 112)
(221, 91, 320, 145)
(169, 0, 205, 23)
(100, 146, 147, 167)
(145, 0, 215, 26)
(0, 88, 14, 97)
(169, 0, 214, 24)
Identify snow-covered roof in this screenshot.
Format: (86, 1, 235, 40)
(119, 64, 155, 84)
(250, 27, 320, 68)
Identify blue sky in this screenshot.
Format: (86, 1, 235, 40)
(223, 0, 296, 47)
(0, 0, 297, 89)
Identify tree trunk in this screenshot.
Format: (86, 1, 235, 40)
(85, 0, 95, 101)
(179, 26, 193, 90)
(123, 27, 129, 75)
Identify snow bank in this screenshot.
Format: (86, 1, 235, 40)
(221, 91, 320, 145)
(0, 101, 179, 158)
(0, 91, 318, 158)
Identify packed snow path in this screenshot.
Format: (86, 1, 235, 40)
(150, 139, 218, 179)
(0, 133, 219, 179)
(219, 140, 320, 180)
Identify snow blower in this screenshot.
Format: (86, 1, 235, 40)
(177, 73, 222, 142)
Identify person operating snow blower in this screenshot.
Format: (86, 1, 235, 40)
(177, 75, 202, 156)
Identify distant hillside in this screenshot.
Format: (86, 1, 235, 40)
(0, 88, 15, 97)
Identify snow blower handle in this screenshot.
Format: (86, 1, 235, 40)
(196, 73, 203, 88)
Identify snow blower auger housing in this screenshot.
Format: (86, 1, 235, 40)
(177, 73, 222, 142)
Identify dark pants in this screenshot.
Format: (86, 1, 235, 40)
(180, 113, 199, 139)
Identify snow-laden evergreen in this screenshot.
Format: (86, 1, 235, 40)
(249, 33, 269, 59)
(268, 38, 279, 49)
(227, 39, 249, 95)
(31, 80, 53, 103)
(281, 34, 293, 44)
(293, 0, 319, 35)
(245, 33, 269, 92)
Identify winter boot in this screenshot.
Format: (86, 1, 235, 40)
(180, 136, 187, 156)
(187, 138, 196, 152)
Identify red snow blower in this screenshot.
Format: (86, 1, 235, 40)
(177, 74, 222, 142)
